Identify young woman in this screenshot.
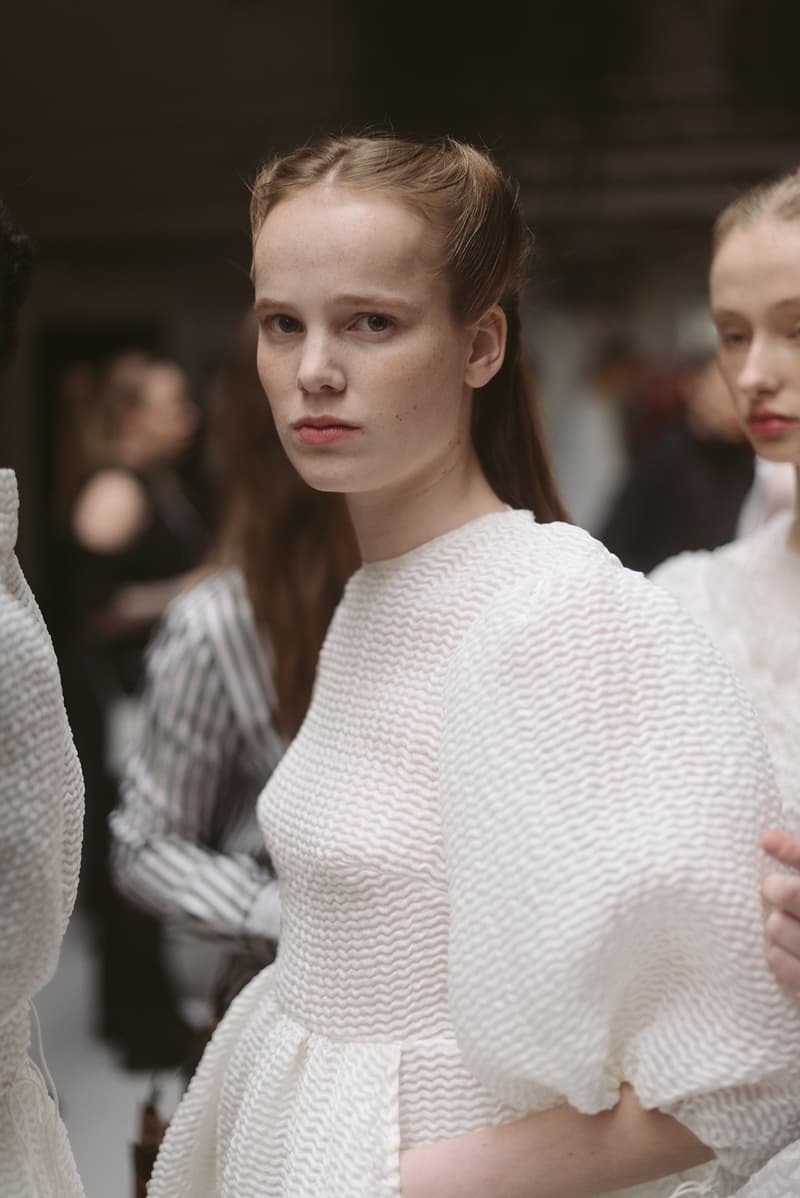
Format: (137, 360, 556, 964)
(651, 166, 800, 1197)
(0, 204, 85, 1195)
(148, 136, 800, 1198)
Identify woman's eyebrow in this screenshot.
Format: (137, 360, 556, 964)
(253, 296, 292, 314)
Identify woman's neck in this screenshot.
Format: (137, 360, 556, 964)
(347, 451, 505, 564)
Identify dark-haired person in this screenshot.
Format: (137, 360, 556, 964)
(0, 204, 85, 1195)
(56, 348, 208, 1068)
(110, 313, 357, 1029)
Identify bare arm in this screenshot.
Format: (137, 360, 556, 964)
(71, 468, 208, 639)
(762, 829, 800, 990)
(400, 1086, 712, 1198)
(91, 568, 210, 640)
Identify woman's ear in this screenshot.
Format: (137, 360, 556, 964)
(464, 305, 507, 389)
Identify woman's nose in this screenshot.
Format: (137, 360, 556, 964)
(737, 337, 780, 397)
(297, 335, 345, 395)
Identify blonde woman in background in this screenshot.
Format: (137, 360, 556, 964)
(652, 166, 800, 1197)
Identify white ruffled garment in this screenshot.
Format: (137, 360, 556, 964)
(0, 470, 85, 1197)
(652, 511, 800, 1198)
(150, 511, 800, 1198)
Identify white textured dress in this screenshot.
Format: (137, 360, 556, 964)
(149, 511, 800, 1198)
(0, 470, 85, 1197)
(652, 512, 800, 833)
(652, 511, 800, 1198)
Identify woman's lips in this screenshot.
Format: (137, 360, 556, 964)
(292, 418, 360, 446)
(747, 412, 799, 440)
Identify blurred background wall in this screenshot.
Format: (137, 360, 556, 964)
(2, 0, 799, 592)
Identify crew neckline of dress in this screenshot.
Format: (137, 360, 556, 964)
(356, 507, 530, 577)
(0, 469, 19, 556)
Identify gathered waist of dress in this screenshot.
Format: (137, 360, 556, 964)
(231, 964, 531, 1150)
(270, 910, 452, 1044)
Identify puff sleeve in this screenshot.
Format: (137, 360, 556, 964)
(440, 560, 800, 1189)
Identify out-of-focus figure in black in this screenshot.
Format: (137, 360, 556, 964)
(56, 349, 208, 1070)
(599, 313, 754, 574)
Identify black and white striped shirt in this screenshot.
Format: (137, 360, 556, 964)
(110, 568, 284, 948)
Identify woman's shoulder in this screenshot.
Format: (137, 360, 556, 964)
(650, 513, 795, 616)
(460, 518, 687, 657)
(70, 467, 151, 554)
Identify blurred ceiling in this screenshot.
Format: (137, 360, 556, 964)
(2, 0, 800, 252)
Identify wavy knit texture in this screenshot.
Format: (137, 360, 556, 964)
(0, 470, 85, 1198)
(149, 510, 800, 1198)
(652, 513, 800, 1198)
(651, 512, 800, 833)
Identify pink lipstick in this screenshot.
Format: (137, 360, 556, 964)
(747, 411, 799, 440)
(291, 416, 360, 446)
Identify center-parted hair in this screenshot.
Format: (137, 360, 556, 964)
(250, 135, 569, 523)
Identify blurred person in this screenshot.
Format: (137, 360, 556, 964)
(57, 349, 208, 1070)
(147, 134, 800, 1198)
(110, 313, 358, 1040)
(601, 310, 754, 574)
(651, 165, 800, 1197)
(549, 333, 637, 532)
(0, 203, 85, 1194)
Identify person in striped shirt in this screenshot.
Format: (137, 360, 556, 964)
(110, 313, 358, 1021)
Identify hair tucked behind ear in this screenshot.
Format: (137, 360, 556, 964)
(0, 201, 33, 375)
(250, 134, 569, 523)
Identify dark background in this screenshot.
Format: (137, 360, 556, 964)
(2, 0, 799, 588)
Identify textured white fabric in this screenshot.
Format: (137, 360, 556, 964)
(0, 469, 85, 1198)
(150, 511, 800, 1198)
(651, 513, 800, 833)
(652, 512, 800, 1198)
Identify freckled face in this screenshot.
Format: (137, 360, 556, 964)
(253, 185, 477, 499)
(711, 218, 800, 462)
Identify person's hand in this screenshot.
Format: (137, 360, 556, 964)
(762, 830, 800, 990)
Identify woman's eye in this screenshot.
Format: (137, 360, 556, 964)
(355, 313, 392, 334)
(269, 314, 302, 335)
(719, 330, 748, 348)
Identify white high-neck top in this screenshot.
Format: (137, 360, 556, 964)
(0, 470, 85, 1197)
(151, 511, 800, 1198)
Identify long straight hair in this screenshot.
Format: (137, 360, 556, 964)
(250, 135, 569, 522)
(208, 314, 359, 737)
